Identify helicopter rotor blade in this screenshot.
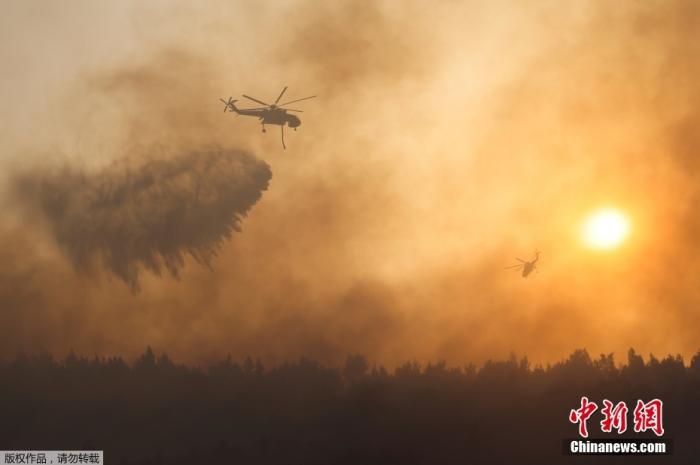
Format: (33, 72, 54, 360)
(274, 86, 288, 105)
(282, 108, 304, 113)
(243, 94, 270, 106)
(516, 258, 526, 263)
(280, 95, 316, 106)
(281, 124, 286, 150)
(505, 264, 522, 269)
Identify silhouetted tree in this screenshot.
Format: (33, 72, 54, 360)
(343, 354, 369, 384)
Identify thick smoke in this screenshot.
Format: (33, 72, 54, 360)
(4, 0, 700, 366)
(14, 149, 271, 291)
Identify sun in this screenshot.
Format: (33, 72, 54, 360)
(581, 208, 631, 250)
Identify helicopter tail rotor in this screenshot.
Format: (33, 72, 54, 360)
(220, 97, 238, 113)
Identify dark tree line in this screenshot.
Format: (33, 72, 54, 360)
(1, 347, 698, 464)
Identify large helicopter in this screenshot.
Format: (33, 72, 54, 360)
(506, 251, 540, 278)
(220, 86, 316, 149)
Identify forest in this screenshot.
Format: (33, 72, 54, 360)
(1, 348, 697, 464)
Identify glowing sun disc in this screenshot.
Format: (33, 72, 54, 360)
(582, 208, 630, 249)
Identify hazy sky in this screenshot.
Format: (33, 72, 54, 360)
(1, 0, 699, 366)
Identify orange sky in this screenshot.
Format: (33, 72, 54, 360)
(1, 0, 699, 367)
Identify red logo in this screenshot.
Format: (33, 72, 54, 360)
(569, 397, 598, 438)
(600, 399, 628, 434)
(633, 399, 664, 436)
(569, 397, 664, 437)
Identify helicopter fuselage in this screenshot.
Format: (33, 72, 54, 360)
(521, 254, 540, 277)
(237, 107, 301, 128)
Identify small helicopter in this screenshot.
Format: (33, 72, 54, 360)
(506, 251, 540, 278)
(220, 86, 316, 149)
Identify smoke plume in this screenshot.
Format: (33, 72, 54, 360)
(14, 149, 271, 291)
(3, 0, 700, 366)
